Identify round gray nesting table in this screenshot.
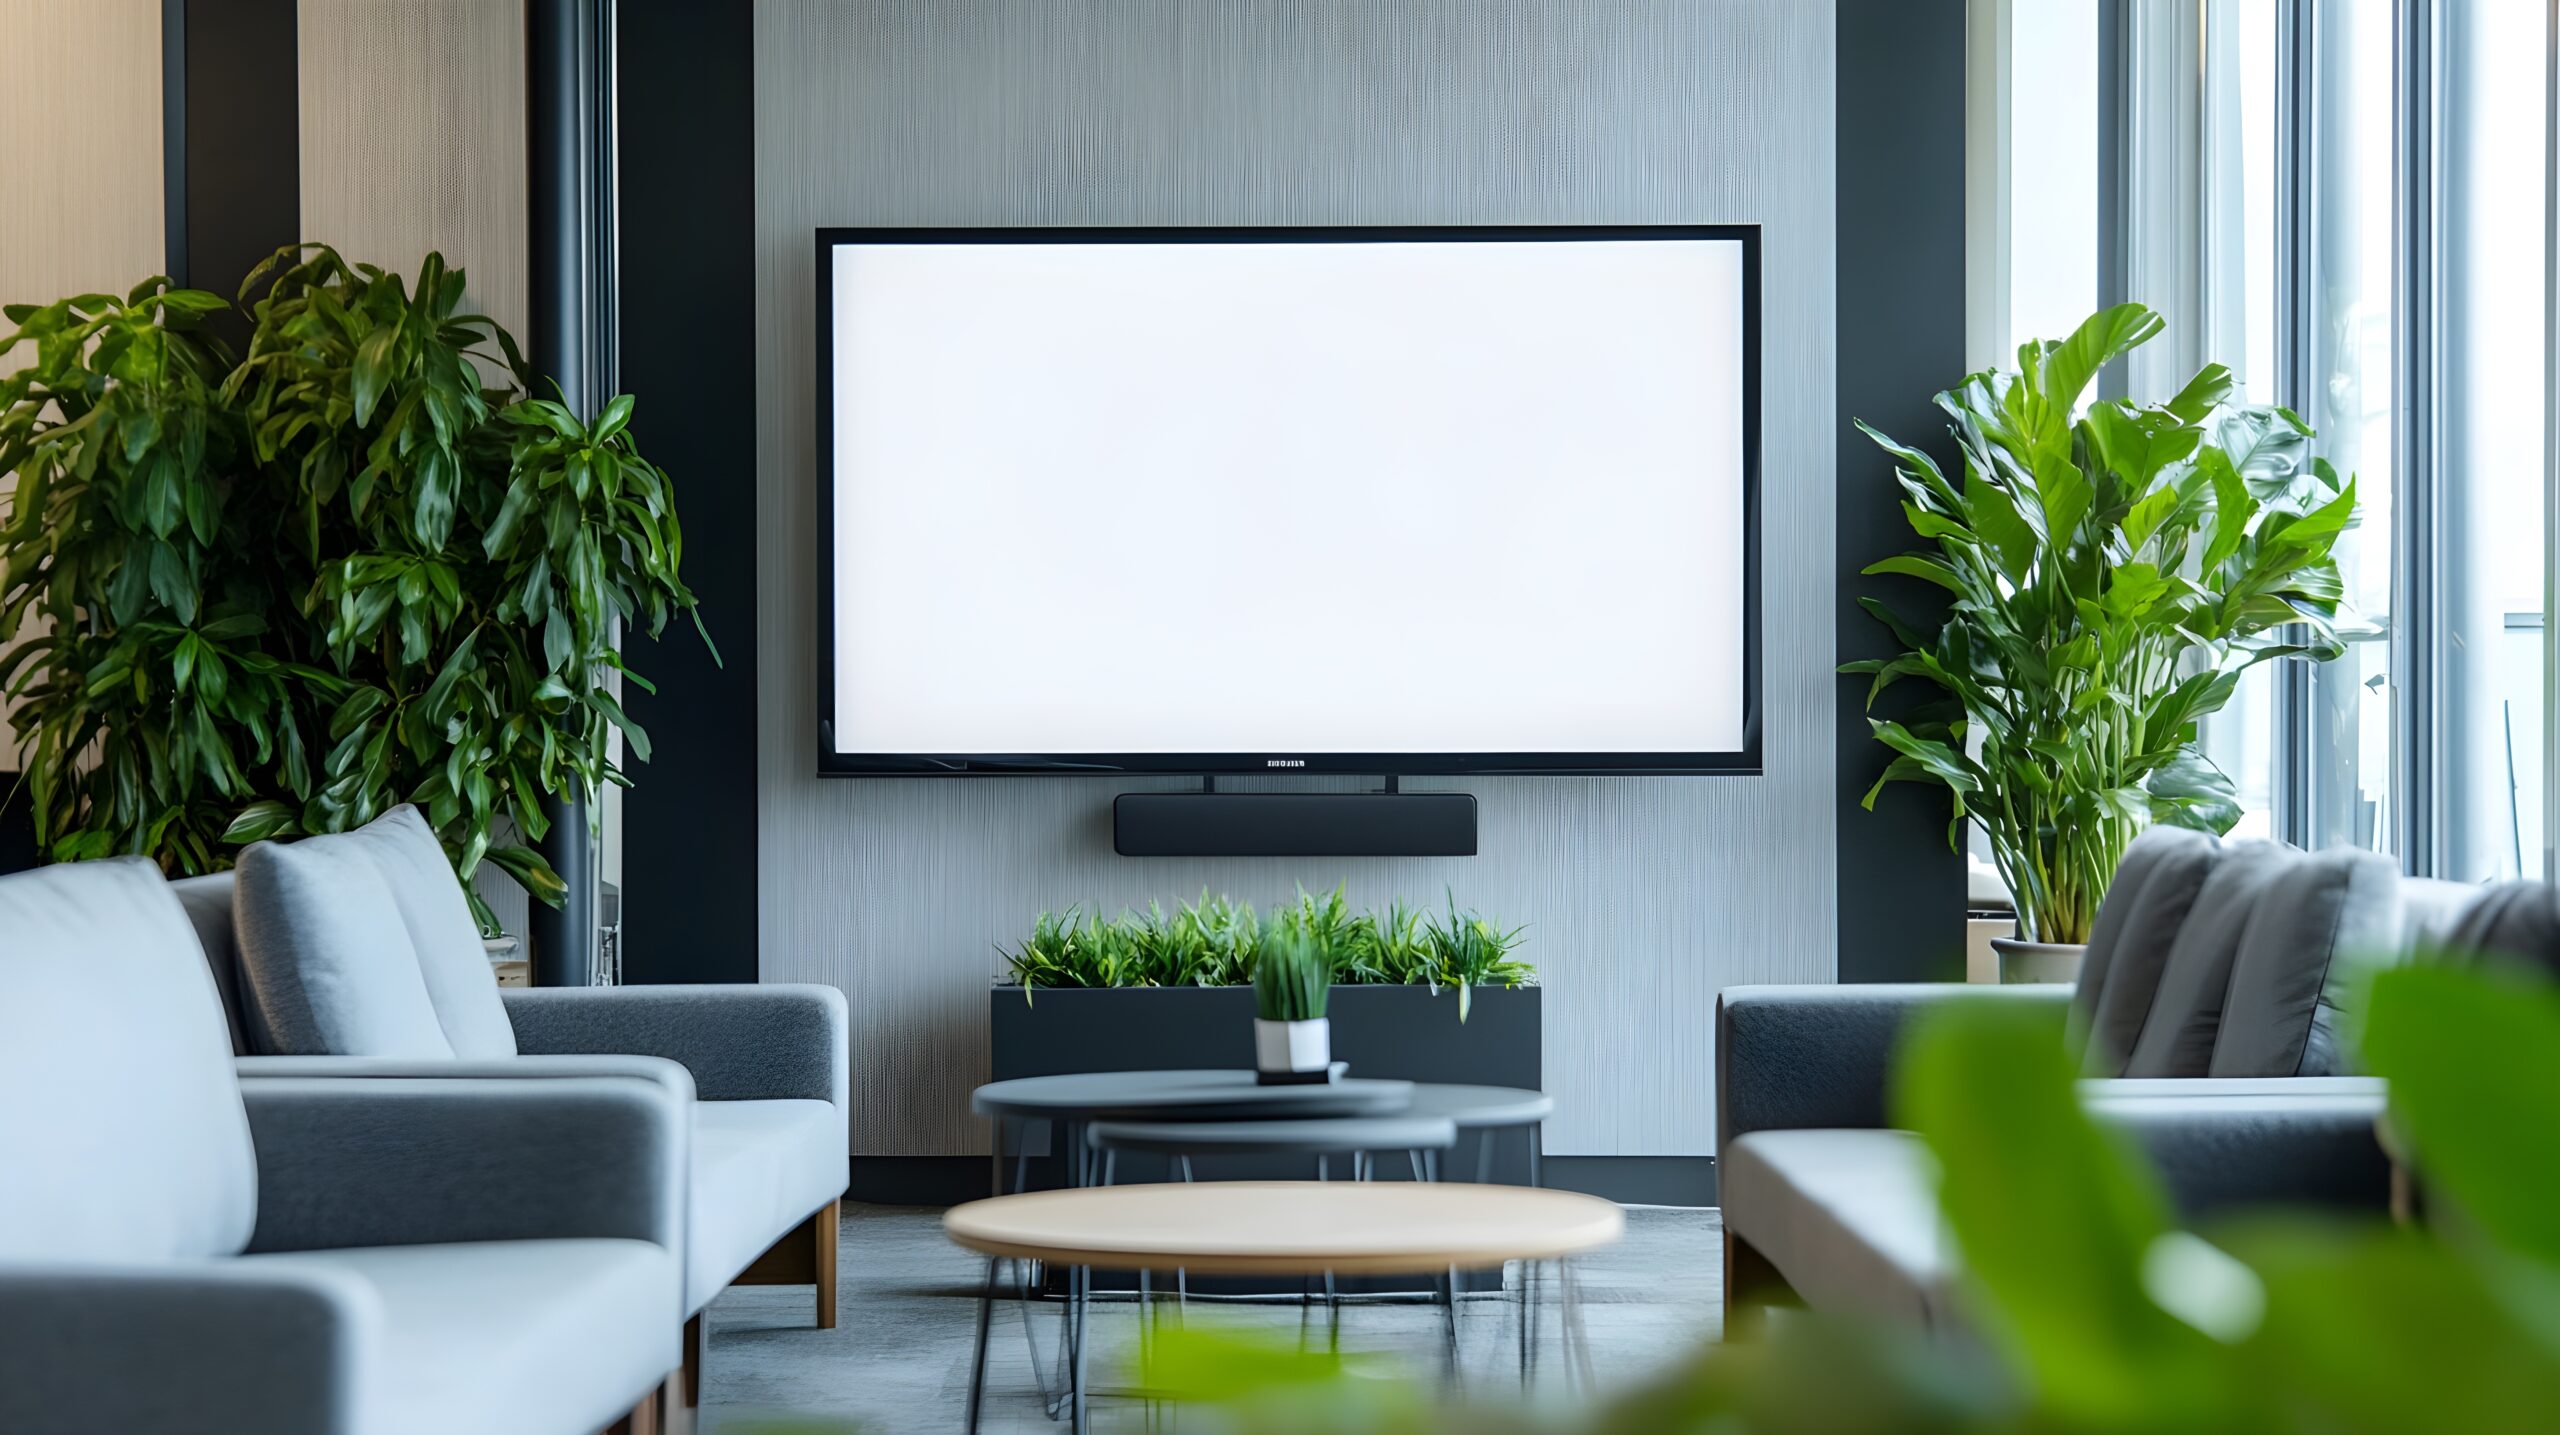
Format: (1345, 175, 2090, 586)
(1402, 1083, 1554, 1186)
(1085, 1114, 1459, 1180)
(971, 1069, 1416, 1195)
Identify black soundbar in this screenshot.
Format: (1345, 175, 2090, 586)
(1113, 792, 1477, 857)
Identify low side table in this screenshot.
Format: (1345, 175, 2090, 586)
(946, 1181, 1624, 1433)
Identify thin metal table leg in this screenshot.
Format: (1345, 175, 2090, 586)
(1562, 1258, 1596, 1393)
(1070, 1264, 1091, 1434)
(967, 1255, 998, 1434)
(1476, 1126, 1495, 1184)
(1529, 1123, 1543, 1189)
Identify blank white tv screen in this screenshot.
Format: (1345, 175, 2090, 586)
(821, 228, 1756, 772)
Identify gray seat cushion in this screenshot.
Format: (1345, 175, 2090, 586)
(1718, 1128, 1959, 1329)
(2122, 841, 2296, 1077)
(234, 835, 454, 1058)
(686, 1099, 847, 1313)
(2211, 847, 2406, 1077)
(2076, 826, 2223, 1075)
(244, 1238, 676, 1435)
(0, 858, 258, 1261)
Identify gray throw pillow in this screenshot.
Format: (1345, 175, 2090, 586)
(2121, 841, 2295, 1077)
(2211, 847, 2406, 1077)
(2438, 881, 2560, 980)
(323, 805, 519, 1058)
(233, 833, 454, 1058)
(2077, 826, 2222, 1075)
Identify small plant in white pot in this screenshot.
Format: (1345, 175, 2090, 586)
(1251, 930, 1334, 1083)
(1849, 305, 2357, 981)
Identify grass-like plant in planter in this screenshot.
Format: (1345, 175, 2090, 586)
(998, 885, 1533, 1020)
(0, 248, 709, 928)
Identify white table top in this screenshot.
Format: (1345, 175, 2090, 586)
(944, 1180, 1623, 1275)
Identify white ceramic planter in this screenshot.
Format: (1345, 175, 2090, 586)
(1253, 1016, 1332, 1074)
(1990, 937, 2086, 986)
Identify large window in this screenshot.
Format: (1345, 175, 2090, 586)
(1975, 0, 2557, 881)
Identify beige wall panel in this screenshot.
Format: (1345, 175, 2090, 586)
(297, 0, 528, 341)
(0, 0, 167, 765)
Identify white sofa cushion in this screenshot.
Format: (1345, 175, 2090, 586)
(0, 858, 258, 1261)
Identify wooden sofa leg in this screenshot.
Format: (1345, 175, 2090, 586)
(1722, 1227, 1792, 1337)
(679, 1313, 704, 1408)
(815, 1197, 841, 1329)
(605, 1387, 660, 1435)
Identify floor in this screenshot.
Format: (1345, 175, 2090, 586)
(697, 1202, 1725, 1433)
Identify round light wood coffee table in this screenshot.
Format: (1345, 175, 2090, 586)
(946, 1181, 1623, 1432)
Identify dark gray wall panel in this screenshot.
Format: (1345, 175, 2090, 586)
(755, 0, 1839, 1157)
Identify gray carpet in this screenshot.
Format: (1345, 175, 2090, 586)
(699, 1202, 1724, 1433)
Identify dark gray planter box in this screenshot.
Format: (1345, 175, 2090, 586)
(987, 983, 1541, 1295)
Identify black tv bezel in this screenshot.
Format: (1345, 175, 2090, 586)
(813, 223, 1764, 778)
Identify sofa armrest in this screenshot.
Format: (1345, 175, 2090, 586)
(502, 983, 849, 1107)
(1716, 983, 2071, 1156)
(0, 1262, 375, 1435)
(2089, 1086, 2393, 1219)
(239, 1076, 686, 1258)
(235, 1052, 697, 1105)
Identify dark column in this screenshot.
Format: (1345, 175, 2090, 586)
(609, 0, 760, 986)
(525, 0, 616, 987)
(1835, 0, 1970, 982)
(163, 0, 300, 341)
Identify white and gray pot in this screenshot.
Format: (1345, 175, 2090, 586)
(1253, 1016, 1332, 1074)
(1990, 937, 2086, 985)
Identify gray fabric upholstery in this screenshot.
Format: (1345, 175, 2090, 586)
(2121, 841, 2295, 1077)
(0, 1262, 372, 1435)
(1719, 1129, 1957, 1329)
(0, 858, 258, 1262)
(236, 1051, 699, 1106)
(233, 835, 453, 1058)
(1715, 983, 2070, 1158)
(240, 1077, 687, 1268)
(173, 871, 252, 1055)
(2212, 847, 2406, 1077)
(313, 807, 518, 1057)
(245, 1239, 677, 1435)
(2068, 824, 2215, 1053)
(2403, 876, 2484, 953)
(2087, 1087, 2394, 1218)
(2078, 826, 2223, 1075)
(0, 1241, 676, 1435)
(2438, 879, 2560, 978)
(687, 1099, 849, 1311)
(504, 982, 852, 1107)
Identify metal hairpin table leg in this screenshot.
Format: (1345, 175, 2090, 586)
(967, 1255, 999, 1434)
(1561, 1258, 1596, 1393)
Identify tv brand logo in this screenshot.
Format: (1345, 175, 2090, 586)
(1266, 759, 1306, 768)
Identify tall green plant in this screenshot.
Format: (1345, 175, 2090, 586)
(1847, 304, 2353, 942)
(1253, 929, 1332, 1023)
(0, 247, 709, 927)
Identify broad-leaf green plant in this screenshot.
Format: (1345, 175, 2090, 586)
(1847, 304, 2354, 941)
(0, 248, 711, 928)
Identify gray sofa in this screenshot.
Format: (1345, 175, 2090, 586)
(0, 857, 687, 1435)
(170, 805, 850, 1404)
(1717, 829, 2482, 1332)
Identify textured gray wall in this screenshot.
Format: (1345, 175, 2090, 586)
(754, 0, 1839, 1157)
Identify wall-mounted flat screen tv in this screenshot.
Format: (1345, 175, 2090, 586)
(817, 225, 1760, 776)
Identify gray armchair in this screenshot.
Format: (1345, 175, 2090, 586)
(179, 805, 851, 1406)
(0, 857, 686, 1435)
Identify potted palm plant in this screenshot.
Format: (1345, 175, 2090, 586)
(1848, 305, 2354, 981)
